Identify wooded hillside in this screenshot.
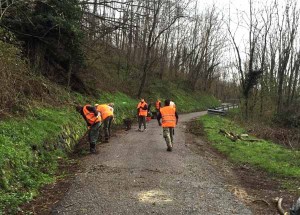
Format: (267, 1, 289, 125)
(1, 0, 300, 213)
(1, 0, 299, 125)
(0, 0, 299, 137)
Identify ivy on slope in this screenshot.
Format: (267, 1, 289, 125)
(0, 108, 84, 214)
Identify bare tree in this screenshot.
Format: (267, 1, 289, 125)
(274, 2, 298, 112)
(137, 0, 184, 97)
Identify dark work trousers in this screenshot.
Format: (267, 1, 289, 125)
(156, 109, 160, 119)
(103, 116, 113, 141)
(138, 116, 146, 129)
(89, 122, 101, 149)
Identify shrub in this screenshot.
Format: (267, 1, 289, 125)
(0, 40, 31, 116)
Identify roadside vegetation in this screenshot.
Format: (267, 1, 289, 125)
(0, 108, 84, 213)
(147, 80, 219, 113)
(1, 0, 300, 213)
(194, 114, 300, 194)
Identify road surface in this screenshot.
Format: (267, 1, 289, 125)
(52, 112, 252, 215)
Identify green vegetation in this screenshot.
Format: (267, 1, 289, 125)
(0, 107, 85, 213)
(94, 91, 138, 124)
(147, 80, 220, 113)
(0, 91, 137, 213)
(198, 115, 300, 177)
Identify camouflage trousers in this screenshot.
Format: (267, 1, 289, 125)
(163, 127, 174, 148)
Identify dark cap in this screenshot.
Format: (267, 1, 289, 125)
(164, 99, 170, 106)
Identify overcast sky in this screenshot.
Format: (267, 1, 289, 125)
(195, 0, 278, 80)
(200, 0, 299, 81)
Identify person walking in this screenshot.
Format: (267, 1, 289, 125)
(76, 104, 101, 153)
(137, 98, 148, 131)
(95, 103, 114, 143)
(157, 99, 178, 151)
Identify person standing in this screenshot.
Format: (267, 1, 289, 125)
(95, 103, 114, 143)
(76, 104, 101, 153)
(137, 98, 148, 131)
(157, 99, 178, 151)
(155, 99, 161, 117)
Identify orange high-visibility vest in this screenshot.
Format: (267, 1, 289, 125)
(160, 106, 176, 128)
(96, 104, 113, 120)
(155, 100, 161, 109)
(83, 105, 101, 125)
(137, 102, 148, 116)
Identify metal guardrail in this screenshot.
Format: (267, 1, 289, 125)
(207, 103, 238, 115)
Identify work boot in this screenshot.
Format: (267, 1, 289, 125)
(90, 143, 96, 154)
(103, 138, 109, 143)
(166, 141, 172, 152)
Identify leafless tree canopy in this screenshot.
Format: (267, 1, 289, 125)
(1, 0, 299, 125)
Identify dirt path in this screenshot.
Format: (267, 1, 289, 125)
(52, 112, 252, 215)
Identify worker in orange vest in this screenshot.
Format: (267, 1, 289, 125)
(157, 99, 178, 151)
(137, 98, 148, 131)
(95, 103, 114, 143)
(155, 99, 161, 115)
(76, 104, 101, 153)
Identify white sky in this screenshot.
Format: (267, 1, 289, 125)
(195, 0, 294, 81)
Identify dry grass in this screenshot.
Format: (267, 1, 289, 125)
(0, 41, 31, 116)
(248, 124, 300, 149)
(0, 41, 75, 118)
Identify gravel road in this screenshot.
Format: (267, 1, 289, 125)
(52, 112, 252, 215)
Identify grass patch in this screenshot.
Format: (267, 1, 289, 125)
(0, 107, 85, 214)
(95, 91, 138, 124)
(148, 80, 220, 113)
(198, 115, 300, 178)
(0, 91, 137, 213)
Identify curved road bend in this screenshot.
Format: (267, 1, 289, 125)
(52, 112, 252, 215)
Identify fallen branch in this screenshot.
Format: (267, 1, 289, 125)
(219, 129, 262, 142)
(219, 129, 239, 141)
(274, 197, 287, 215)
(251, 199, 270, 206)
